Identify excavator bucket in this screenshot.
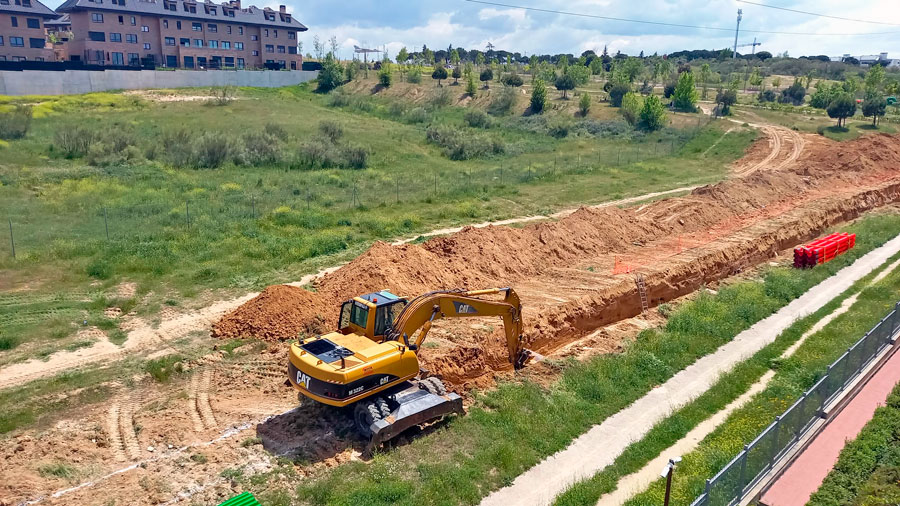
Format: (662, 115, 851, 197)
(363, 382, 463, 451)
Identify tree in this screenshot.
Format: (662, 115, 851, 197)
(450, 49, 460, 67)
(672, 71, 699, 112)
(501, 74, 523, 87)
(756, 51, 773, 61)
(316, 53, 344, 92)
(378, 62, 392, 87)
(465, 73, 477, 97)
(475, 52, 485, 68)
(344, 60, 358, 81)
(779, 80, 806, 105)
(620, 57, 643, 83)
(431, 65, 448, 86)
(803, 70, 816, 89)
(621, 92, 641, 125)
(530, 79, 547, 113)
(772, 76, 782, 90)
(565, 64, 590, 86)
(862, 95, 887, 127)
(423, 48, 434, 65)
(699, 63, 711, 99)
(640, 95, 667, 131)
(827, 94, 856, 127)
(810, 83, 839, 109)
(479, 68, 493, 88)
(555, 73, 575, 99)
(715, 89, 737, 116)
(529, 55, 539, 82)
(842, 76, 859, 96)
(451, 66, 462, 84)
(579, 91, 591, 116)
(749, 67, 763, 89)
(397, 47, 409, 64)
(609, 83, 631, 107)
(865, 64, 885, 97)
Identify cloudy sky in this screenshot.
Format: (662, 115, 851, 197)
(43, 0, 899, 59)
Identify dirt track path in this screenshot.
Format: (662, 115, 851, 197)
(479, 232, 900, 506)
(0, 186, 699, 391)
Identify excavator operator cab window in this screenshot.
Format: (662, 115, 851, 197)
(338, 301, 352, 330)
(349, 301, 369, 330)
(374, 300, 407, 337)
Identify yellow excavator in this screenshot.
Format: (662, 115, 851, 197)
(287, 288, 532, 447)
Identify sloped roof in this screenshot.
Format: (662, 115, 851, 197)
(45, 13, 71, 25)
(0, 0, 59, 19)
(57, 0, 307, 30)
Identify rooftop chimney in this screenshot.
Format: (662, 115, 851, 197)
(279, 4, 285, 12)
(880, 52, 888, 60)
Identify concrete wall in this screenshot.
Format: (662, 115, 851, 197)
(0, 68, 317, 95)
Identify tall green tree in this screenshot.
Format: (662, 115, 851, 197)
(396, 47, 409, 64)
(529, 55, 538, 82)
(827, 93, 857, 127)
(475, 52, 485, 68)
(699, 63, 711, 99)
(450, 49, 460, 67)
(579, 91, 591, 116)
(530, 79, 547, 113)
(621, 92, 641, 125)
(862, 96, 887, 127)
(377, 62, 392, 87)
(316, 53, 344, 92)
(865, 64, 885, 97)
(672, 71, 699, 112)
(423, 48, 434, 65)
(465, 73, 477, 97)
(555, 73, 575, 99)
(452, 66, 462, 85)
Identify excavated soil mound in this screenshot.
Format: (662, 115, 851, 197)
(212, 285, 325, 341)
(215, 134, 900, 386)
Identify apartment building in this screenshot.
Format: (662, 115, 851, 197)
(56, 0, 306, 69)
(0, 0, 59, 62)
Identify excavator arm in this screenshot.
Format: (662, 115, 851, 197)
(385, 288, 533, 369)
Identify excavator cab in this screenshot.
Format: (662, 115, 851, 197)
(336, 291, 408, 341)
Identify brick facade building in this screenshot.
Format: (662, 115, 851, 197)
(0, 0, 58, 62)
(56, 0, 306, 69)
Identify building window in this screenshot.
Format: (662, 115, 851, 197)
(221, 41, 229, 49)
(11, 16, 17, 27)
(141, 25, 149, 32)
(226, 25, 231, 34)
(88, 31, 105, 42)
(164, 0, 176, 10)
(250, 34, 257, 41)
(143, 42, 150, 49)
(238, 26, 243, 35)
(10, 36, 24, 47)
(165, 54, 176, 67)
(22, 0, 31, 5)
(128, 52, 139, 65)
(251, 50, 258, 56)
(290, 61, 296, 70)
(277, 60, 285, 68)
(130, 16, 136, 25)
(111, 52, 124, 65)
(237, 57, 244, 68)
(183, 55, 194, 68)
(126, 33, 137, 43)
(163, 19, 168, 29)
(0, 36, 4, 46)
(276, 45, 285, 53)
(273, 29, 277, 38)
(197, 56, 206, 67)
(192, 22, 201, 31)
(264, 29, 268, 37)
(193, 38, 202, 47)
(165, 37, 175, 46)
(288, 46, 296, 54)
(265, 44, 273, 53)
(109, 32, 122, 42)
(12, 56, 25, 61)
(0, 56, 6, 61)
(288, 31, 295, 40)
(207, 23, 216, 32)
(208, 40, 217, 48)
(29, 37, 44, 48)
(234, 42, 243, 50)
(176, 20, 181, 29)
(91, 12, 103, 22)
(180, 37, 189, 46)
(224, 56, 234, 67)
(26, 17, 40, 29)
(118, 15, 123, 23)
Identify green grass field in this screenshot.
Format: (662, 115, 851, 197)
(0, 84, 754, 361)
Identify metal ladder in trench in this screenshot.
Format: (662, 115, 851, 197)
(635, 273, 649, 313)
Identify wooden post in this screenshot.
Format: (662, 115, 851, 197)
(8, 219, 14, 259)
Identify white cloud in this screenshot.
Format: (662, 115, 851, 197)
(478, 7, 527, 23)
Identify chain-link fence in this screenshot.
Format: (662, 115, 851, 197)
(690, 302, 900, 506)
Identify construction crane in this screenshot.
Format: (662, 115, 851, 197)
(736, 37, 763, 56)
(732, 9, 742, 58)
(287, 288, 534, 449)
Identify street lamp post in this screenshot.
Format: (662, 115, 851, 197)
(661, 456, 682, 506)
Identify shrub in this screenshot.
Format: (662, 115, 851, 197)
(716, 89, 738, 116)
(779, 80, 806, 105)
(465, 74, 478, 97)
(609, 83, 631, 107)
(86, 131, 144, 167)
(328, 89, 354, 107)
(663, 82, 676, 98)
(431, 65, 448, 86)
(452, 66, 462, 84)
(530, 79, 548, 113)
(53, 125, 99, 158)
(547, 117, 573, 138)
(639, 95, 667, 131)
(425, 124, 504, 160)
(264, 122, 289, 140)
(296, 138, 343, 169)
(501, 74, 524, 87)
(318, 120, 343, 142)
(427, 87, 453, 109)
(579, 92, 592, 116)
(862, 96, 887, 127)
(343, 145, 368, 169)
(758, 89, 777, 103)
(405, 107, 429, 124)
(621, 92, 641, 125)
(555, 73, 576, 99)
(406, 66, 423, 84)
(479, 68, 493, 87)
(316, 53, 344, 93)
(207, 86, 234, 106)
(489, 85, 519, 116)
(0, 105, 32, 140)
(827, 93, 857, 127)
(378, 64, 392, 87)
(238, 131, 281, 166)
(145, 355, 184, 382)
(193, 132, 231, 168)
(160, 129, 194, 167)
(464, 109, 493, 128)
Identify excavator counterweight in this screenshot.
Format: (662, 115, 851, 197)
(287, 287, 531, 449)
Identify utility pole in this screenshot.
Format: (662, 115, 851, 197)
(732, 9, 743, 59)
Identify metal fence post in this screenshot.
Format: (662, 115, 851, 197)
(737, 446, 749, 497)
(7, 219, 14, 260)
(771, 415, 782, 462)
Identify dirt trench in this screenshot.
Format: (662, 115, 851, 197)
(214, 134, 900, 390)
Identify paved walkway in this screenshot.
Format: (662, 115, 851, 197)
(480, 233, 900, 506)
(759, 348, 900, 506)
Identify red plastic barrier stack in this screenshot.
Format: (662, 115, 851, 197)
(793, 232, 855, 268)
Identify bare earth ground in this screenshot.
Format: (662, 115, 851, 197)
(4, 123, 900, 505)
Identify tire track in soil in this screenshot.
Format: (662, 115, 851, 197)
(119, 392, 142, 460)
(106, 402, 127, 463)
(187, 372, 205, 433)
(197, 368, 217, 429)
